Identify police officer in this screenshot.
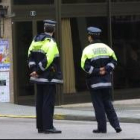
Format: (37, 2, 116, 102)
(81, 27, 122, 133)
(28, 19, 63, 134)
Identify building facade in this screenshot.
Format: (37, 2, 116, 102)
(0, 0, 140, 105)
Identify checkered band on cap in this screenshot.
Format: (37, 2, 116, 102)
(87, 27, 102, 35)
(44, 20, 56, 27)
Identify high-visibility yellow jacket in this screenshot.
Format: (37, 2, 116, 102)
(81, 40, 117, 89)
(28, 33, 63, 84)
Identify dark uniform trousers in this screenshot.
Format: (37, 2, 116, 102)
(90, 88, 120, 132)
(36, 84, 56, 130)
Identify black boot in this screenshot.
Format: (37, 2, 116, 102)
(115, 127, 122, 133)
(93, 129, 107, 133)
(38, 129, 44, 133)
(44, 127, 62, 134)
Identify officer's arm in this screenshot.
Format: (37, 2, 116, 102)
(37, 41, 58, 74)
(28, 41, 37, 72)
(81, 49, 100, 75)
(105, 49, 117, 73)
(45, 42, 58, 68)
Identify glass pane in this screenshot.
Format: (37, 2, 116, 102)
(15, 21, 34, 96)
(62, 0, 106, 4)
(70, 17, 108, 92)
(37, 21, 44, 34)
(13, 0, 54, 5)
(112, 15, 140, 89)
(112, 0, 140, 2)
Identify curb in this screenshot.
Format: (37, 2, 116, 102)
(61, 115, 140, 124)
(0, 114, 66, 120)
(0, 115, 36, 119)
(0, 114, 95, 121)
(0, 114, 140, 124)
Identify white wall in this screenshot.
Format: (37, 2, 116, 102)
(0, 0, 14, 103)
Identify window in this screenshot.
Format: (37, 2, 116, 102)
(112, 0, 140, 2)
(62, 0, 106, 4)
(112, 15, 140, 89)
(13, 0, 54, 5)
(15, 21, 34, 96)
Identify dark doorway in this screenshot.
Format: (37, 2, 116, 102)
(14, 21, 34, 101)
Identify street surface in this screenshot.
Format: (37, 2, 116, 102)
(0, 118, 140, 139)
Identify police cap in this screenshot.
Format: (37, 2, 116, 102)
(87, 27, 102, 35)
(44, 20, 57, 27)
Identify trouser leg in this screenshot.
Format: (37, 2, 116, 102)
(90, 90, 107, 132)
(36, 84, 44, 130)
(42, 84, 56, 130)
(103, 89, 120, 129)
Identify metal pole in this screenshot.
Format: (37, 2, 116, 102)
(108, 0, 112, 48)
(108, 0, 114, 101)
(55, 0, 63, 105)
(0, 17, 1, 38)
(55, 0, 62, 47)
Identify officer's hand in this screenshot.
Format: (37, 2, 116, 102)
(99, 67, 106, 75)
(30, 71, 39, 78)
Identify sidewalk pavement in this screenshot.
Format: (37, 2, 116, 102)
(0, 99, 140, 123)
